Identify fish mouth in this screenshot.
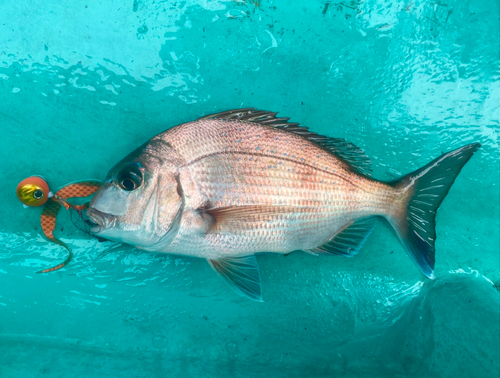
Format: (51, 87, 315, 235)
(86, 208, 116, 233)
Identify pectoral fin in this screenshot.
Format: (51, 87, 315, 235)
(205, 205, 301, 233)
(208, 255, 262, 302)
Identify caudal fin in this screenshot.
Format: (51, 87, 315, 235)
(388, 143, 481, 278)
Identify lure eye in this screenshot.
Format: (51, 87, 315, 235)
(117, 166, 143, 192)
(33, 189, 44, 200)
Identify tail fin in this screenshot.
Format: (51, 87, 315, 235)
(388, 143, 481, 278)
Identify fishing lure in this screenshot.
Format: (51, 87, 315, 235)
(16, 176, 101, 273)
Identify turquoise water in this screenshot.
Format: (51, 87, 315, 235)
(1, 0, 499, 377)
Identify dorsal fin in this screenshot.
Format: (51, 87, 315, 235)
(201, 108, 372, 176)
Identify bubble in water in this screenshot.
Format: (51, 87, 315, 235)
(225, 341, 238, 359)
(152, 335, 168, 350)
(137, 24, 148, 35)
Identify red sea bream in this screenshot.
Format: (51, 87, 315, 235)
(86, 109, 480, 301)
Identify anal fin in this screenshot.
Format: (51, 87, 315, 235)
(310, 218, 375, 257)
(208, 255, 262, 302)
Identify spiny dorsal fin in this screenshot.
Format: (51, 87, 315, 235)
(201, 108, 372, 176)
(309, 217, 376, 257)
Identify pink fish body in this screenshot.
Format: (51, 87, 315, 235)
(87, 109, 480, 300)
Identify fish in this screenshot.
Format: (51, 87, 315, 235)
(86, 108, 481, 301)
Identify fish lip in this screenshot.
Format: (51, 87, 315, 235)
(86, 208, 116, 233)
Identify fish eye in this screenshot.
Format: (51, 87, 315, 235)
(117, 166, 143, 192)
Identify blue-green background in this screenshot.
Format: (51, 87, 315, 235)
(0, 1, 498, 377)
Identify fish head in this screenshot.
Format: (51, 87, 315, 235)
(86, 138, 183, 248)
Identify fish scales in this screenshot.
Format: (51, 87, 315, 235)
(142, 118, 392, 257)
(170, 119, 389, 209)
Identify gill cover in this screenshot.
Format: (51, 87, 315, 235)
(88, 138, 184, 248)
